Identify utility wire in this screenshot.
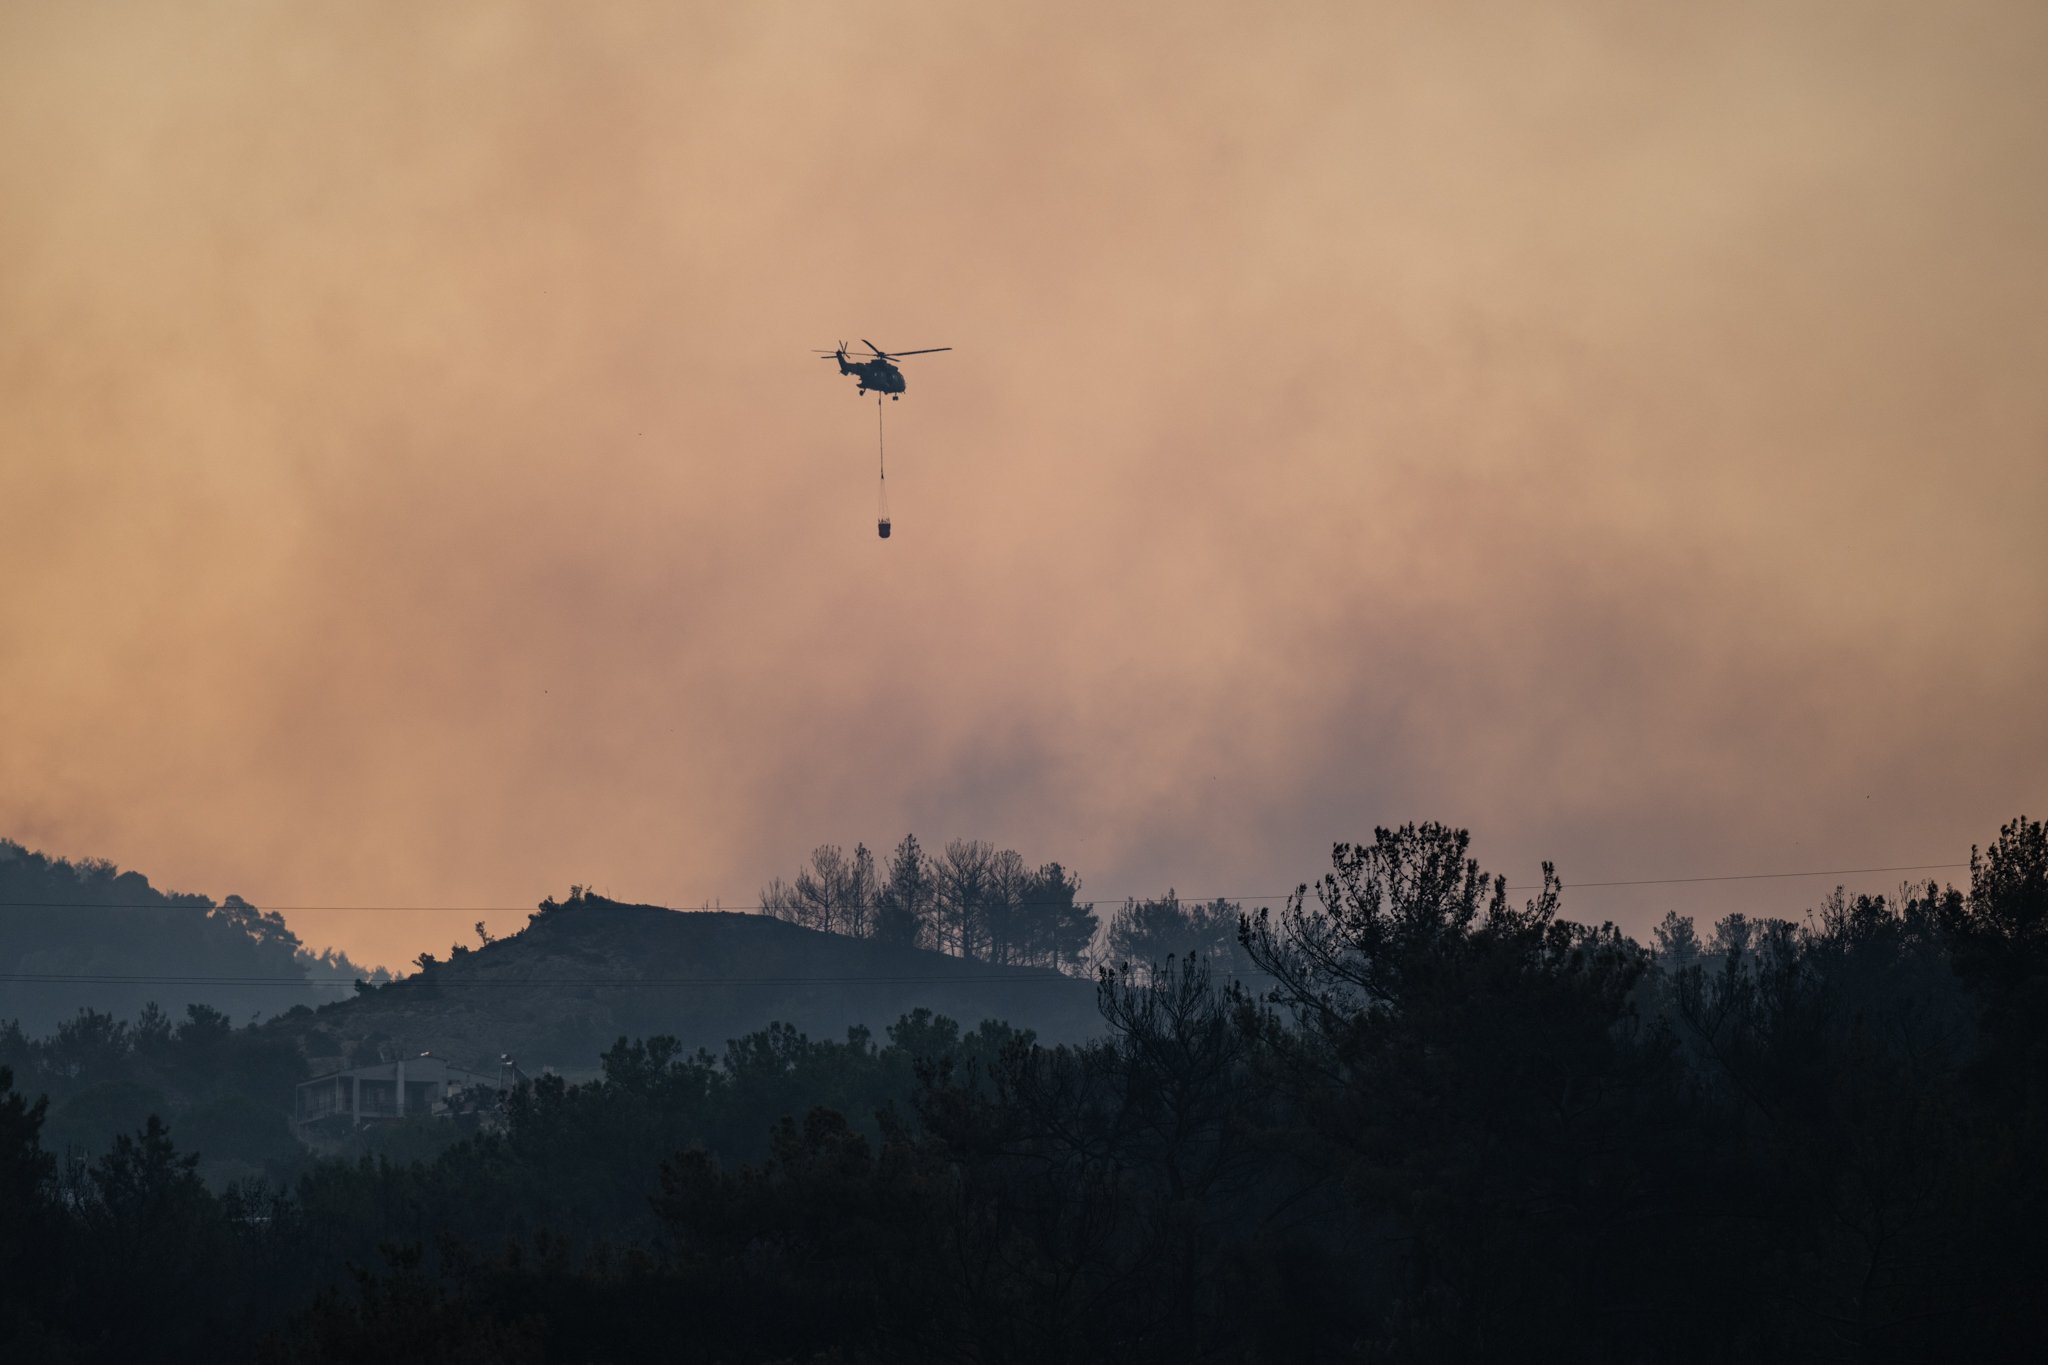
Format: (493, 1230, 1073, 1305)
(0, 860, 1977, 990)
(1503, 862, 1968, 890)
(0, 862, 1973, 914)
(0, 972, 1102, 988)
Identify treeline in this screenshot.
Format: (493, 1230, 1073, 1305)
(0, 1000, 308, 1185)
(0, 1010, 1030, 1361)
(761, 834, 1265, 982)
(0, 818, 2042, 1361)
(0, 840, 389, 1033)
(760, 835, 1098, 971)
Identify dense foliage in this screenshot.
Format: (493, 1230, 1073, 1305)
(0, 818, 2041, 1362)
(0, 841, 388, 1033)
(0, 1000, 308, 1185)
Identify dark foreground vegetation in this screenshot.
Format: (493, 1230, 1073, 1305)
(2, 818, 2043, 1362)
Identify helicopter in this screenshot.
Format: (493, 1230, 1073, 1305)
(815, 339, 951, 399)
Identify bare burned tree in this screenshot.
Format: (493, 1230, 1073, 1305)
(759, 844, 878, 937)
(934, 838, 996, 961)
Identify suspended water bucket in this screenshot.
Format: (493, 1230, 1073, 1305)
(875, 402, 892, 538)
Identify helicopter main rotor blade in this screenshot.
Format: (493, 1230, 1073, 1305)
(861, 339, 887, 357)
(885, 347, 952, 357)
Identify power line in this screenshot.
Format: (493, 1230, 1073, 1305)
(0, 858, 1978, 991)
(0, 972, 1104, 989)
(0, 856, 1982, 992)
(1502, 862, 1968, 891)
(0, 903, 556, 913)
(0, 862, 1972, 915)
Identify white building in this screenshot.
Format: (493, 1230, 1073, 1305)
(294, 1054, 511, 1128)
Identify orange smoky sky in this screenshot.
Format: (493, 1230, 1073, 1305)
(2, 1, 2043, 969)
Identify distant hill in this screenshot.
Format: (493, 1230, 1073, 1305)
(0, 839, 368, 1033)
(275, 894, 1105, 1074)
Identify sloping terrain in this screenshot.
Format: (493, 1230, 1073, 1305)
(0, 839, 350, 1032)
(276, 896, 1103, 1073)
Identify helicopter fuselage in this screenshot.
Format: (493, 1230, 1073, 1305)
(837, 354, 906, 395)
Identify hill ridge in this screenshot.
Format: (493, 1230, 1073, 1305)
(276, 894, 1102, 1073)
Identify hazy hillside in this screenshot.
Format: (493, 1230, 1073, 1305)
(0, 839, 371, 1032)
(276, 892, 1104, 1073)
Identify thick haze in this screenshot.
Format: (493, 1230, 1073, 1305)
(3, 1, 2043, 968)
